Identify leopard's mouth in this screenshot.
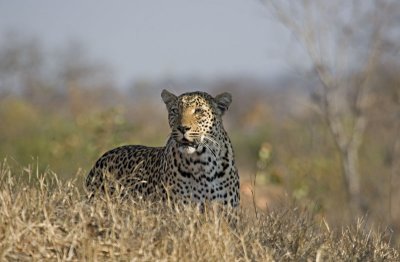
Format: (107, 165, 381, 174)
(175, 137, 198, 154)
(177, 137, 197, 147)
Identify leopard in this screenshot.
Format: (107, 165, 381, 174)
(85, 89, 240, 209)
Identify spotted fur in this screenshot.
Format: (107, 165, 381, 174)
(85, 90, 240, 208)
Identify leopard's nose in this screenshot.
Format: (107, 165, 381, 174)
(177, 125, 191, 134)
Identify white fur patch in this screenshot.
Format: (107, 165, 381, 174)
(179, 146, 196, 154)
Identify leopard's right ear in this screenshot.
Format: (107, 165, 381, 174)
(161, 89, 177, 109)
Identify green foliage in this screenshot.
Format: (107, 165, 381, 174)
(0, 97, 135, 182)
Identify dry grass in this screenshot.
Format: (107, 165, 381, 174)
(0, 160, 398, 261)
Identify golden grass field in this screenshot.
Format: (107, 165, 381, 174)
(0, 159, 398, 261)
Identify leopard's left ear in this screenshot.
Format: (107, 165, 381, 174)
(161, 89, 177, 109)
(214, 92, 232, 115)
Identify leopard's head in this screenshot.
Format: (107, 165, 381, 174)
(161, 89, 232, 154)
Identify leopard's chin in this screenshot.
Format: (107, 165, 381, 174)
(179, 145, 197, 154)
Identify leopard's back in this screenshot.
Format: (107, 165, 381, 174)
(85, 145, 166, 198)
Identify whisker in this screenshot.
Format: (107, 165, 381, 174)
(202, 142, 216, 157)
(203, 136, 220, 148)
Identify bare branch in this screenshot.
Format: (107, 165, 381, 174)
(263, 0, 396, 216)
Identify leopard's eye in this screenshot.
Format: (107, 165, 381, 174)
(170, 108, 179, 115)
(194, 108, 204, 114)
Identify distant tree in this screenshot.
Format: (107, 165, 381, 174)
(263, 0, 399, 217)
(0, 33, 45, 100)
(55, 42, 117, 117)
(375, 63, 400, 225)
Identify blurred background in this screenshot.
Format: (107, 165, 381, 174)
(1, 0, 399, 244)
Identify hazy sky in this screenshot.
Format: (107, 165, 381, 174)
(0, 0, 307, 86)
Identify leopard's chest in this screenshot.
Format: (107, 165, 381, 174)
(164, 147, 233, 203)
